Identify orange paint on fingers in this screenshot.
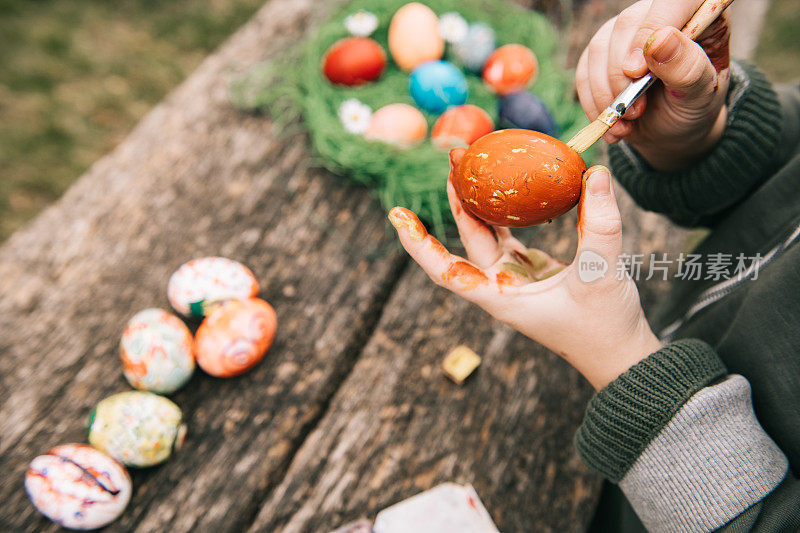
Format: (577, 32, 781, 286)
(426, 235, 450, 259)
(577, 164, 608, 238)
(496, 270, 524, 291)
(442, 261, 489, 291)
(388, 206, 427, 241)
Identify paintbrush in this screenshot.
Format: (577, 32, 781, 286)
(567, 0, 735, 154)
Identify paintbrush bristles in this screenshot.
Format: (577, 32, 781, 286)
(567, 107, 621, 153)
(566, 119, 611, 154)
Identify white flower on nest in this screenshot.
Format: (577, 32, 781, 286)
(439, 12, 468, 44)
(345, 10, 379, 37)
(338, 98, 373, 134)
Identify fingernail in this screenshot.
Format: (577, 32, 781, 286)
(622, 48, 645, 73)
(645, 28, 681, 63)
(388, 206, 426, 241)
(388, 207, 402, 230)
(586, 165, 611, 197)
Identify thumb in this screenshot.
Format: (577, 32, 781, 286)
(575, 166, 622, 279)
(449, 147, 466, 174)
(643, 26, 719, 107)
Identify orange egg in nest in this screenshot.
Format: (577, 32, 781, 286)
(482, 44, 538, 96)
(431, 104, 494, 150)
(451, 129, 586, 227)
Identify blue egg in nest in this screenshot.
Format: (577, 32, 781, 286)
(498, 91, 559, 137)
(409, 60, 468, 114)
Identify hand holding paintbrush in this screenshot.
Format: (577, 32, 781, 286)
(569, 0, 734, 168)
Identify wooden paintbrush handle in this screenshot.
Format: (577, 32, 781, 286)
(682, 0, 734, 39)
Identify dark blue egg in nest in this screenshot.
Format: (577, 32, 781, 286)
(498, 91, 558, 137)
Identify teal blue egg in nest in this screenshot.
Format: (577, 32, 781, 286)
(409, 60, 468, 114)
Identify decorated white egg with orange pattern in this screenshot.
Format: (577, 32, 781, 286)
(120, 308, 195, 394)
(167, 257, 259, 318)
(25, 444, 131, 530)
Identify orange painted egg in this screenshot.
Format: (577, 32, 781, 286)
(194, 298, 277, 378)
(388, 3, 444, 71)
(365, 103, 428, 148)
(482, 44, 539, 96)
(431, 104, 494, 150)
(322, 37, 386, 86)
(451, 129, 586, 227)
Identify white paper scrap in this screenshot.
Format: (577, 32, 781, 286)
(373, 483, 499, 533)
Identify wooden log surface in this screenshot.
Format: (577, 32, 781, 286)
(0, 0, 688, 531)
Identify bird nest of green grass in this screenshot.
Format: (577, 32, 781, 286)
(230, 0, 593, 238)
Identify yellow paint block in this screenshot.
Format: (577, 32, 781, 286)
(443, 345, 481, 385)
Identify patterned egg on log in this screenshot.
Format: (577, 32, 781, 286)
(25, 444, 131, 530)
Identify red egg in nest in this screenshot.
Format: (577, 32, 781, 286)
(322, 37, 387, 86)
(451, 129, 586, 227)
(482, 44, 538, 96)
(431, 104, 495, 150)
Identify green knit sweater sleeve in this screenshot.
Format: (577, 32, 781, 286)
(575, 339, 796, 531)
(608, 62, 784, 227)
(574, 338, 726, 482)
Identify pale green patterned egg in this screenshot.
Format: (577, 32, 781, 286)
(88, 391, 186, 467)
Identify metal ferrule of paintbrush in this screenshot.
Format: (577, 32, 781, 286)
(596, 74, 656, 128)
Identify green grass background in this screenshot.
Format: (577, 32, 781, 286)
(0, 0, 264, 239)
(0, 0, 798, 241)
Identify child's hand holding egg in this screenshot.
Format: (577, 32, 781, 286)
(388, 160, 661, 392)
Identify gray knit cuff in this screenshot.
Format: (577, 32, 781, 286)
(574, 339, 727, 482)
(620, 375, 788, 532)
(609, 62, 782, 226)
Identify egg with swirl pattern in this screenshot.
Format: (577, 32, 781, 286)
(451, 129, 586, 227)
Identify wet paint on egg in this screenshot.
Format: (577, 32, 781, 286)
(388, 2, 445, 71)
(451, 129, 586, 227)
(322, 37, 386, 86)
(25, 444, 131, 530)
(365, 103, 428, 148)
(167, 256, 259, 318)
(120, 308, 195, 394)
(431, 104, 494, 150)
(451, 23, 496, 74)
(483, 44, 539, 96)
(88, 391, 186, 467)
(498, 91, 558, 137)
(409, 60, 468, 114)
(194, 297, 277, 378)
